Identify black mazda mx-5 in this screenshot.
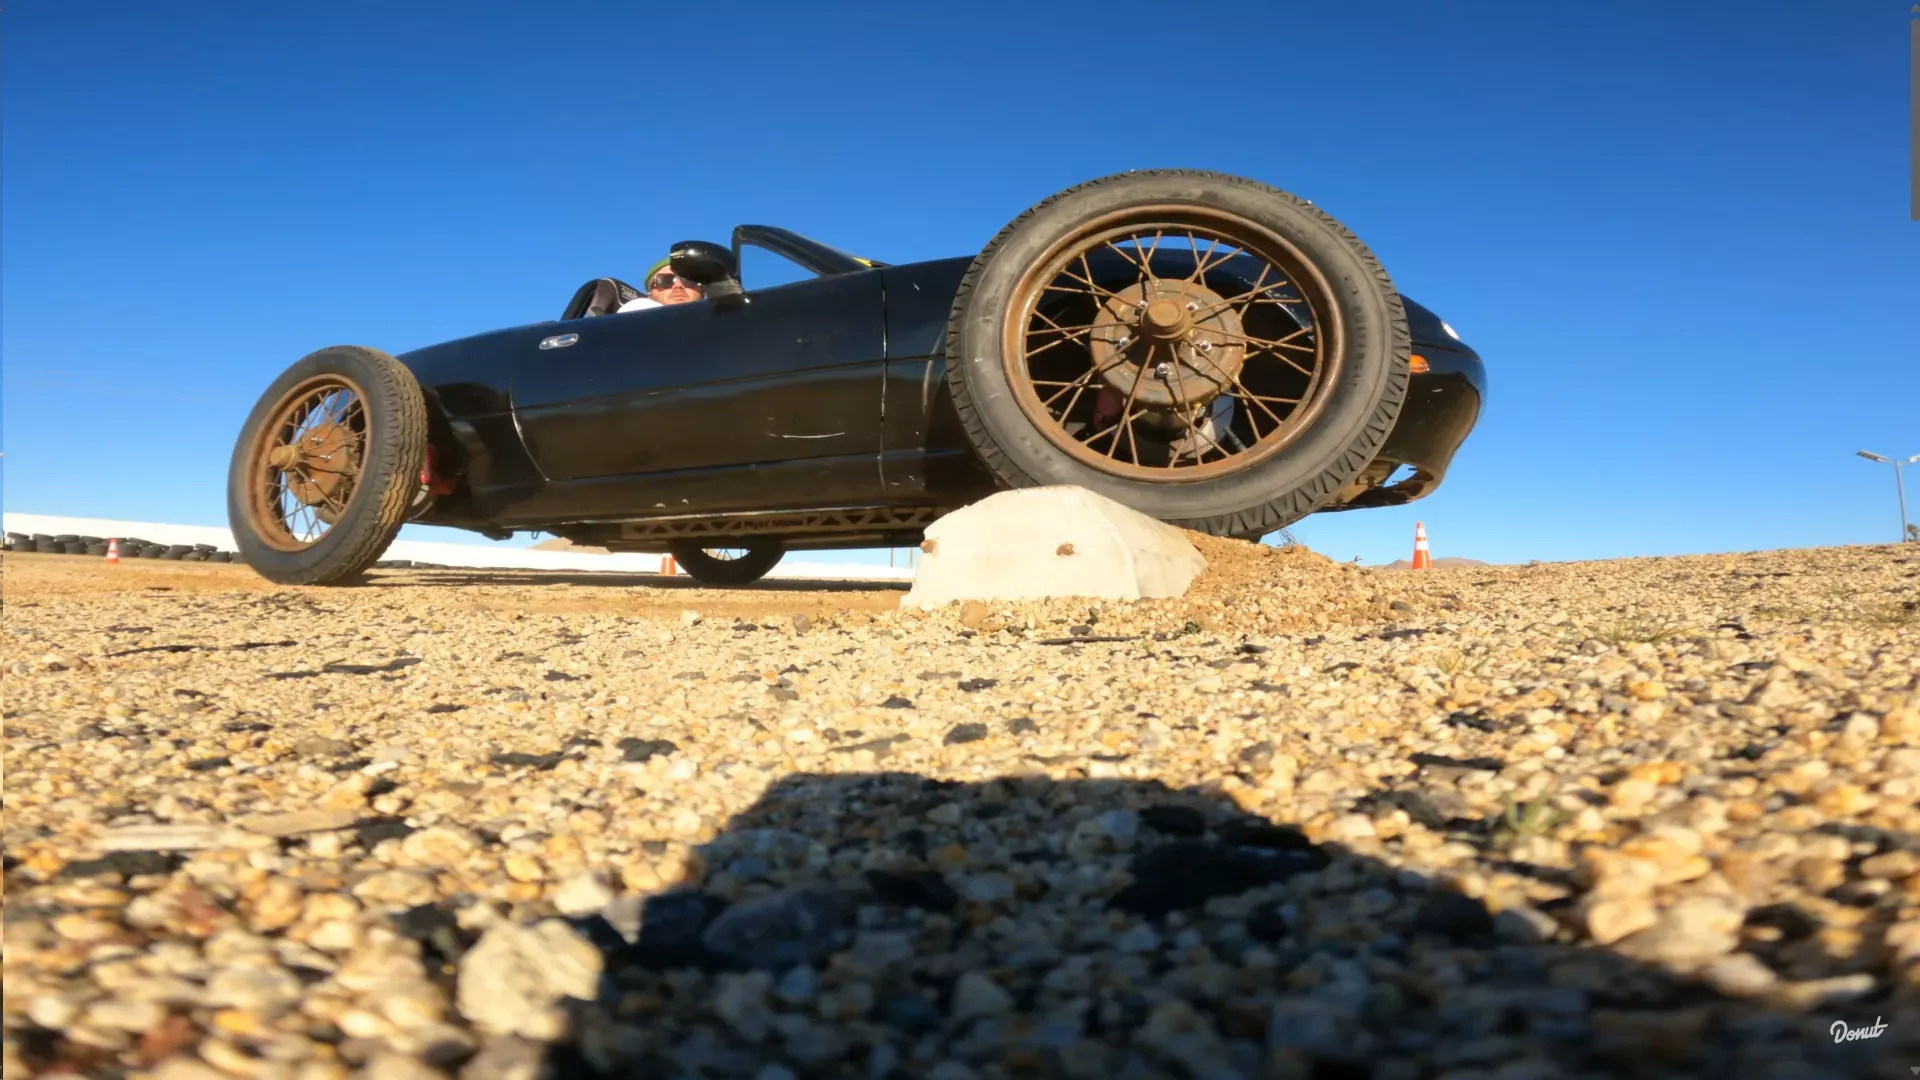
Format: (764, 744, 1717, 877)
(227, 170, 1485, 586)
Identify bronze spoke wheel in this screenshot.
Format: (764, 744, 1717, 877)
(227, 345, 428, 585)
(243, 376, 370, 551)
(1004, 208, 1340, 482)
(945, 169, 1410, 540)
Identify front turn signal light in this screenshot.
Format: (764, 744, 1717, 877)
(1409, 354, 1429, 374)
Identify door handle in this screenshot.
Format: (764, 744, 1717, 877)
(540, 334, 580, 350)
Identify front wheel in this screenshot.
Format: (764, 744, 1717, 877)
(667, 540, 785, 586)
(945, 169, 1410, 540)
(227, 345, 427, 585)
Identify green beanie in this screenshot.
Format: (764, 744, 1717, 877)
(645, 255, 671, 281)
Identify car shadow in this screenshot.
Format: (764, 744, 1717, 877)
(359, 570, 910, 594)
(415, 773, 1908, 1078)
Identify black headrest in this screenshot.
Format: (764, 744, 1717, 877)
(562, 277, 646, 320)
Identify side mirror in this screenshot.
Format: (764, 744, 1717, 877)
(670, 239, 749, 312)
(668, 240, 739, 286)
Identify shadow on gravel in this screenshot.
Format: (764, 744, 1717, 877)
(464, 773, 1909, 1079)
(16, 777, 1912, 1079)
(361, 570, 909, 594)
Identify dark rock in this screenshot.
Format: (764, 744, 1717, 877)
(60, 850, 185, 879)
(425, 703, 465, 714)
(1110, 840, 1329, 917)
(1247, 902, 1291, 942)
(354, 817, 415, 848)
(489, 751, 565, 771)
(633, 892, 728, 971)
(944, 723, 989, 745)
(956, 678, 998, 692)
(619, 738, 679, 763)
(1007, 717, 1039, 735)
(1238, 742, 1275, 771)
(1444, 710, 1499, 733)
(185, 756, 231, 772)
(1744, 903, 1820, 942)
(877, 992, 944, 1036)
(544, 670, 584, 682)
(221, 720, 273, 733)
(864, 869, 958, 913)
(1412, 890, 1496, 942)
(1139, 805, 1208, 837)
(1236, 643, 1269, 655)
(879, 696, 914, 709)
(701, 884, 852, 971)
(392, 903, 472, 972)
(329, 656, 421, 675)
(1410, 752, 1507, 773)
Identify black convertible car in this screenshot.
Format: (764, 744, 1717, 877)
(228, 170, 1485, 586)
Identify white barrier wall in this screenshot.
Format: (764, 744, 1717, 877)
(2, 513, 915, 583)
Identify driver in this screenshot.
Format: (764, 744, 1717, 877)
(617, 255, 705, 312)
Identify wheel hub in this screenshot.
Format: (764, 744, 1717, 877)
(1089, 280, 1247, 408)
(280, 421, 354, 507)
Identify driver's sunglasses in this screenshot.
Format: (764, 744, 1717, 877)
(648, 273, 698, 291)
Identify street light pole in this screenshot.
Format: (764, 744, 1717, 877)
(1857, 451, 1920, 542)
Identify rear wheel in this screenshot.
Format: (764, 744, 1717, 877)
(946, 169, 1409, 539)
(667, 540, 785, 586)
(228, 346, 427, 585)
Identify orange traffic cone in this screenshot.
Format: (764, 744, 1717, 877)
(1411, 522, 1431, 570)
(106, 538, 121, 565)
(662, 555, 677, 576)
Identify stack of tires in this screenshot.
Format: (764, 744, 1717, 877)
(0, 533, 238, 563)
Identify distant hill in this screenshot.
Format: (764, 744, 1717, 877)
(1381, 556, 1489, 569)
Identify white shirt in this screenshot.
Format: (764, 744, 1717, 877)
(616, 296, 662, 314)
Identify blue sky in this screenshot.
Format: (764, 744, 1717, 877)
(3, 1, 1915, 567)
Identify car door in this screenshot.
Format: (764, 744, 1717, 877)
(509, 264, 887, 482)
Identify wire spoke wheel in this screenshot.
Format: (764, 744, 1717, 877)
(667, 538, 785, 586)
(1004, 207, 1342, 482)
(244, 376, 371, 552)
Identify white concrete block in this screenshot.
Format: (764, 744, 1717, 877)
(901, 486, 1205, 609)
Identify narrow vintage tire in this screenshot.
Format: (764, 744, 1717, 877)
(227, 345, 427, 586)
(945, 169, 1410, 539)
(667, 540, 785, 586)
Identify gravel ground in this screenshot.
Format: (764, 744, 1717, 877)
(4, 539, 1919, 1080)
